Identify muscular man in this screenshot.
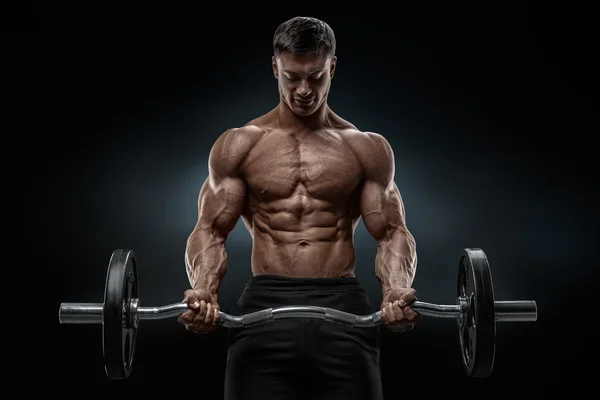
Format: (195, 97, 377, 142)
(179, 16, 419, 400)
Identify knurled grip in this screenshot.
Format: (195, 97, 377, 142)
(324, 308, 358, 326)
(242, 308, 274, 327)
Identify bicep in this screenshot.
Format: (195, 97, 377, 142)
(357, 132, 406, 241)
(197, 174, 246, 237)
(360, 179, 405, 242)
(195, 128, 249, 238)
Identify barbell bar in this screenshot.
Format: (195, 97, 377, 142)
(58, 248, 537, 379)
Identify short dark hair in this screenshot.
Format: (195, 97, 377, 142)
(273, 16, 336, 57)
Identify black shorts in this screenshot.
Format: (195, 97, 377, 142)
(223, 274, 383, 400)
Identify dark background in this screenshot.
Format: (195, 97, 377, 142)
(18, 4, 596, 397)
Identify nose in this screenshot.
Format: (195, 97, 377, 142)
(296, 80, 312, 97)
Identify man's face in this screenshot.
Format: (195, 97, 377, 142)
(272, 51, 336, 117)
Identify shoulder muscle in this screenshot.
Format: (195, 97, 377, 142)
(209, 125, 264, 179)
(344, 130, 395, 185)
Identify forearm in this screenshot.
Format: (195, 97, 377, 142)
(185, 227, 228, 298)
(375, 227, 417, 297)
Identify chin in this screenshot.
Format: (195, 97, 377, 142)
(293, 108, 315, 117)
(284, 97, 318, 117)
(292, 102, 318, 117)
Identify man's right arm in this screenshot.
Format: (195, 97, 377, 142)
(184, 128, 250, 301)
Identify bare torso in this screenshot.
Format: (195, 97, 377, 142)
(183, 48, 417, 332)
(239, 110, 365, 278)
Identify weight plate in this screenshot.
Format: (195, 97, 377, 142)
(103, 249, 139, 379)
(457, 248, 495, 377)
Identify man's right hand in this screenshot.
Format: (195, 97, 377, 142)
(178, 289, 221, 333)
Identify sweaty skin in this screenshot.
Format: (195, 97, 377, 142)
(179, 51, 418, 333)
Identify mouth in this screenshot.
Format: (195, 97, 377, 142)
(294, 98, 314, 104)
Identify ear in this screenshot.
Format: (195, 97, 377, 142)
(329, 56, 337, 79)
(272, 56, 279, 79)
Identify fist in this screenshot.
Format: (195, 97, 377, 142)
(381, 288, 420, 332)
(178, 289, 221, 334)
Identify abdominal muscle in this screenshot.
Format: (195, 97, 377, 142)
(248, 203, 358, 278)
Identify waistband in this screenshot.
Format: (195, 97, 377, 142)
(243, 274, 364, 293)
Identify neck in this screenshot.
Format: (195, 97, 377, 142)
(276, 97, 331, 130)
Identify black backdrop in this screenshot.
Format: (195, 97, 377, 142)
(18, 4, 597, 398)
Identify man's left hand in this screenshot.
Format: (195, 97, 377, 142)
(381, 288, 420, 332)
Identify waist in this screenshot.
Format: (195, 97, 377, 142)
(244, 274, 364, 293)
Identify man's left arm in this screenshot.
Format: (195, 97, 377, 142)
(358, 132, 419, 331)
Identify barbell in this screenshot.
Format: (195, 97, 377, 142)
(58, 247, 537, 380)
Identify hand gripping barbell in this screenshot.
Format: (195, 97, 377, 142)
(58, 248, 537, 380)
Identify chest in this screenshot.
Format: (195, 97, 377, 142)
(242, 133, 363, 201)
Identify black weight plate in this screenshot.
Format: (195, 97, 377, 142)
(457, 248, 495, 377)
(103, 249, 139, 379)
